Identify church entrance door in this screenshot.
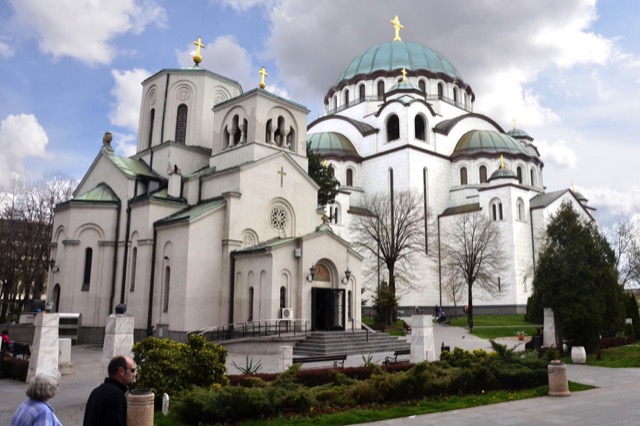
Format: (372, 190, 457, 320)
(311, 288, 345, 331)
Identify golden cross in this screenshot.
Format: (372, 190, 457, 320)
(277, 166, 287, 187)
(192, 37, 205, 65)
(512, 117, 517, 130)
(500, 154, 505, 169)
(572, 180, 575, 193)
(259, 67, 268, 89)
(401, 68, 408, 82)
(390, 15, 404, 42)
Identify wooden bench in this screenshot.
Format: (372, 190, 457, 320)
(12, 342, 31, 360)
(292, 354, 347, 368)
(383, 349, 410, 365)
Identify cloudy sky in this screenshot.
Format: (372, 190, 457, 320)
(0, 0, 638, 224)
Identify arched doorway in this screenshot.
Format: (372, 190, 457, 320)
(52, 283, 61, 313)
(310, 264, 345, 331)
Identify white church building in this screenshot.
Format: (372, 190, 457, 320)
(48, 19, 594, 341)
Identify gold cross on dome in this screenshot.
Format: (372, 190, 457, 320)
(390, 15, 404, 42)
(259, 67, 268, 89)
(401, 68, 408, 82)
(500, 155, 505, 169)
(512, 117, 517, 130)
(192, 37, 205, 65)
(277, 166, 287, 187)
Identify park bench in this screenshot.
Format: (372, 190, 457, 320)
(383, 348, 410, 365)
(12, 342, 31, 360)
(292, 354, 347, 368)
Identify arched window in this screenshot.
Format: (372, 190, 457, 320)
(175, 104, 188, 144)
(129, 247, 137, 292)
(516, 166, 523, 184)
(491, 199, 503, 221)
(460, 167, 468, 185)
(329, 205, 339, 224)
(248, 287, 254, 321)
(453, 87, 458, 103)
(437, 83, 444, 99)
(82, 247, 92, 291)
(280, 286, 286, 309)
(530, 168, 536, 187)
(232, 115, 241, 145)
(328, 165, 335, 179)
(377, 81, 385, 97)
(414, 115, 426, 141)
(346, 168, 353, 186)
(418, 80, 426, 93)
(386, 114, 400, 141)
(333, 95, 337, 109)
(52, 284, 61, 313)
(147, 109, 155, 149)
(358, 84, 365, 101)
(163, 265, 171, 312)
(344, 89, 349, 106)
(479, 165, 488, 183)
(517, 198, 525, 221)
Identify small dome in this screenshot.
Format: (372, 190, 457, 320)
(506, 127, 534, 141)
(336, 41, 463, 84)
(489, 167, 517, 182)
(307, 132, 361, 162)
(388, 80, 420, 92)
(453, 130, 538, 160)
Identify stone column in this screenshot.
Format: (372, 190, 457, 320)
(27, 313, 60, 382)
(279, 346, 293, 372)
(543, 308, 556, 348)
(127, 389, 155, 426)
(58, 338, 74, 375)
(410, 314, 435, 363)
(100, 314, 134, 383)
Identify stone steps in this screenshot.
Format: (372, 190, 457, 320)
(292, 330, 410, 356)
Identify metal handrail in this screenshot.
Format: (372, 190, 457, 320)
(193, 319, 310, 342)
(350, 317, 376, 343)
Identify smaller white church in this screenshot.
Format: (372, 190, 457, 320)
(48, 42, 363, 342)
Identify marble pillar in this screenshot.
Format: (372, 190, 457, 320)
(543, 308, 556, 348)
(100, 314, 134, 383)
(279, 346, 293, 372)
(410, 314, 435, 363)
(58, 338, 74, 375)
(27, 313, 60, 382)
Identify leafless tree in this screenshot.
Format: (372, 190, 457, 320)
(606, 217, 640, 288)
(350, 190, 427, 324)
(439, 210, 507, 329)
(0, 172, 76, 321)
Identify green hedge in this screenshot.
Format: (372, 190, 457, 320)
(1, 355, 29, 382)
(174, 342, 550, 424)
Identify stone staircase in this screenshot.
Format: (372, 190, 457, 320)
(292, 330, 410, 356)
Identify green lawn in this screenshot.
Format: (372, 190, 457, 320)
(449, 314, 541, 340)
(566, 344, 640, 368)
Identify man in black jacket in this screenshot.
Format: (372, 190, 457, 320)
(83, 355, 136, 426)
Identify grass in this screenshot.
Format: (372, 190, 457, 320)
(449, 314, 541, 340)
(564, 344, 640, 368)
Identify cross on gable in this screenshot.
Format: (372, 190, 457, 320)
(277, 166, 287, 187)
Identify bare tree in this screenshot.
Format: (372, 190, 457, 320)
(439, 210, 507, 329)
(606, 218, 640, 288)
(350, 190, 427, 324)
(440, 260, 466, 319)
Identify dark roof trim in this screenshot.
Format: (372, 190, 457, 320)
(453, 151, 544, 167)
(362, 143, 452, 162)
(440, 203, 482, 217)
(347, 206, 375, 217)
(308, 115, 378, 137)
(374, 98, 437, 118)
(214, 87, 309, 113)
(434, 113, 505, 135)
(142, 67, 242, 88)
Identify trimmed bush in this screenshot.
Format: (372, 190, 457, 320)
(1, 356, 28, 382)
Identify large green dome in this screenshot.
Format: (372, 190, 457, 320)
(336, 41, 463, 84)
(453, 130, 539, 160)
(307, 132, 361, 162)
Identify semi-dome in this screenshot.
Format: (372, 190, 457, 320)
(506, 127, 534, 142)
(336, 41, 463, 84)
(489, 167, 517, 182)
(307, 132, 361, 162)
(452, 130, 539, 160)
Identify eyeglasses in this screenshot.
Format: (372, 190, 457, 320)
(129, 368, 136, 373)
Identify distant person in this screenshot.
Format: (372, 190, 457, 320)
(2, 329, 14, 353)
(10, 373, 62, 426)
(83, 355, 136, 426)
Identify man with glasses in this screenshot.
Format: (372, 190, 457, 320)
(83, 355, 137, 426)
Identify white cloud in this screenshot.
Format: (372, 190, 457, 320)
(0, 114, 49, 186)
(214, 0, 274, 12)
(0, 39, 14, 58)
(535, 139, 578, 169)
(112, 132, 137, 157)
(582, 186, 640, 218)
(9, 0, 167, 65)
(110, 68, 151, 132)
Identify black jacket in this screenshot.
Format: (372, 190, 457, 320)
(83, 378, 128, 426)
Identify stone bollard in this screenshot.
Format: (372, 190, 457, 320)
(127, 389, 155, 426)
(570, 346, 587, 364)
(548, 360, 570, 396)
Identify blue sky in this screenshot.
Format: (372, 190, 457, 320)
(1, 0, 639, 223)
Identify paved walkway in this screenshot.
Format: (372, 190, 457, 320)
(1, 325, 638, 425)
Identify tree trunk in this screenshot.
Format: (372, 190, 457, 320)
(467, 282, 474, 330)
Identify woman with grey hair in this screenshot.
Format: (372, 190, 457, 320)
(10, 373, 62, 425)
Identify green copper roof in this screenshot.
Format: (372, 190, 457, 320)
(506, 127, 534, 141)
(75, 183, 118, 202)
(389, 80, 420, 92)
(109, 155, 157, 178)
(453, 130, 538, 159)
(307, 132, 361, 161)
(336, 41, 463, 84)
(156, 197, 225, 226)
(489, 167, 517, 181)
